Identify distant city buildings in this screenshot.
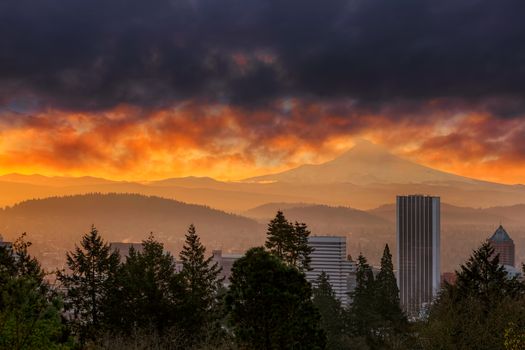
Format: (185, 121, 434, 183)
(0, 241, 12, 249)
(488, 225, 515, 267)
(0, 234, 12, 249)
(306, 236, 356, 305)
(110, 242, 144, 258)
(212, 250, 243, 286)
(396, 195, 440, 318)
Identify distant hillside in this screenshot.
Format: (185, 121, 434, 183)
(0, 193, 264, 255)
(243, 202, 316, 219)
(0, 174, 117, 187)
(369, 203, 525, 226)
(484, 204, 525, 225)
(1, 141, 524, 212)
(245, 203, 390, 235)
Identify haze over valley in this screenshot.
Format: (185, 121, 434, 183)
(1, 141, 524, 211)
(1, 143, 523, 273)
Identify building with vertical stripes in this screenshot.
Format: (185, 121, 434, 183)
(306, 236, 356, 305)
(396, 195, 440, 318)
(488, 225, 515, 267)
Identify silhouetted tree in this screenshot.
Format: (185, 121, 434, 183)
(107, 234, 183, 335)
(265, 211, 313, 272)
(348, 254, 378, 347)
(57, 225, 120, 343)
(374, 244, 408, 348)
(293, 221, 314, 272)
(0, 234, 71, 349)
(455, 242, 523, 307)
(375, 245, 405, 325)
(226, 247, 325, 349)
(312, 272, 350, 349)
(421, 242, 525, 350)
(178, 224, 223, 346)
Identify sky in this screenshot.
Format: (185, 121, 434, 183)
(1, 0, 525, 184)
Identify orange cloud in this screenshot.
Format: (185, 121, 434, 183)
(0, 100, 524, 184)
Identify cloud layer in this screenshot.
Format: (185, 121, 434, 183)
(1, 0, 524, 182)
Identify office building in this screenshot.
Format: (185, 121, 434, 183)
(212, 250, 243, 286)
(396, 195, 440, 318)
(488, 225, 515, 267)
(306, 236, 356, 305)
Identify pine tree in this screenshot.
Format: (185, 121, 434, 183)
(293, 221, 313, 272)
(107, 233, 182, 334)
(375, 244, 405, 326)
(422, 242, 525, 350)
(265, 211, 294, 260)
(312, 272, 349, 349)
(374, 244, 407, 347)
(265, 211, 313, 272)
(455, 241, 523, 309)
(57, 225, 120, 342)
(179, 224, 223, 345)
(349, 253, 378, 345)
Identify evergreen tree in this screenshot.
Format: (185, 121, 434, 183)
(0, 234, 45, 284)
(107, 234, 183, 334)
(226, 247, 326, 350)
(312, 272, 349, 349)
(375, 244, 405, 326)
(57, 225, 120, 342)
(178, 224, 223, 346)
(421, 242, 525, 350)
(0, 235, 72, 349)
(374, 244, 408, 348)
(293, 221, 314, 272)
(349, 254, 378, 346)
(265, 211, 313, 272)
(265, 211, 294, 260)
(455, 241, 522, 307)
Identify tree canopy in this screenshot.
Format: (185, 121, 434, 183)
(226, 247, 326, 350)
(265, 211, 313, 272)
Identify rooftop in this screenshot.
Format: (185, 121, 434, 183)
(489, 225, 513, 243)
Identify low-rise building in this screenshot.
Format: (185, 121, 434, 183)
(212, 250, 243, 286)
(306, 236, 356, 305)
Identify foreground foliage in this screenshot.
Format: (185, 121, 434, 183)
(420, 242, 525, 350)
(2, 213, 525, 349)
(0, 235, 72, 349)
(226, 247, 326, 349)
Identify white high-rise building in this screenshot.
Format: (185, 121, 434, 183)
(396, 195, 440, 318)
(306, 236, 356, 305)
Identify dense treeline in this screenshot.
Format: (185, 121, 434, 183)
(1, 211, 525, 349)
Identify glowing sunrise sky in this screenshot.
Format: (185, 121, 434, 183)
(1, 0, 525, 184)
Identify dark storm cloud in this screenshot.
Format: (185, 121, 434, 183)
(1, 0, 525, 111)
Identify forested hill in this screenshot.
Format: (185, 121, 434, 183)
(0, 193, 264, 253)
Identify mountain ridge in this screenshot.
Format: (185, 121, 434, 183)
(0, 141, 524, 211)
(244, 140, 486, 186)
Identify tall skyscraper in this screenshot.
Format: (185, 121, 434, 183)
(488, 225, 515, 267)
(396, 195, 440, 317)
(306, 236, 355, 305)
